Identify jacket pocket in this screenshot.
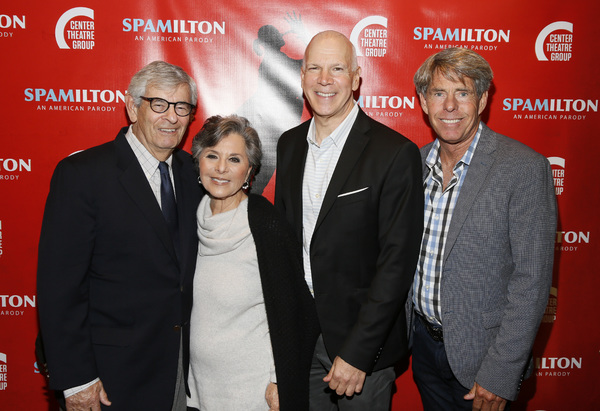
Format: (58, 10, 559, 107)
(334, 187, 370, 207)
(481, 309, 503, 329)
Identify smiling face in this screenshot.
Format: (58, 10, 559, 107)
(301, 32, 361, 133)
(126, 83, 192, 161)
(198, 133, 252, 214)
(419, 70, 488, 151)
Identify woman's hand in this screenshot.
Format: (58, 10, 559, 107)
(265, 382, 279, 411)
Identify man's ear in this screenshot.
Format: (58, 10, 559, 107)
(478, 91, 489, 115)
(419, 93, 429, 115)
(125, 94, 138, 123)
(352, 66, 362, 91)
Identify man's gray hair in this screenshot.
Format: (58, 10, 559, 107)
(128, 61, 198, 106)
(414, 48, 493, 98)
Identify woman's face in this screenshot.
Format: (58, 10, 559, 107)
(198, 133, 252, 213)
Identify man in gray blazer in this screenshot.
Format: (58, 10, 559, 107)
(409, 48, 556, 411)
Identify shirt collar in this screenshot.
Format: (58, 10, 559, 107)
(306, 102, 359, 148)
(426, 122, 483, 171)
(125, 125, 173, 168)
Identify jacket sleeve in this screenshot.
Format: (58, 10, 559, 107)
(475, 154, 556, 400)
(37, 158, 99, 390)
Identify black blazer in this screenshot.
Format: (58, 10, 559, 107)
(274, 109, 423, 373)
(247, 194, 319, 410)
(37, 127, 202, 410)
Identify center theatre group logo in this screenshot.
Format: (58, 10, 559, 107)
(548, 156, 565, 196)
(536, 21, 573, 62)
(55, 7, 95, 50)
(542, 286, 558, 323)
(0, 352, 7, 391)
(350, 16, 388, 57)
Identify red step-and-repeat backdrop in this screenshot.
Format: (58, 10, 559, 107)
(1, 0, 598, 409)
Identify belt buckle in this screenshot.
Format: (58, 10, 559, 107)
(428, 325, 443, 342)
(418, 314, 443, 342)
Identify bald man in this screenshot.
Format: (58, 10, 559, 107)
(275, 31, 423, 410)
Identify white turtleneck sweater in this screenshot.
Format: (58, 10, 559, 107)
(187, 196, 275, 410)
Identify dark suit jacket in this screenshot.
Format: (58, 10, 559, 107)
(275, 108, 423, 373)
(247, 194, 319, 410)
(409, 123, 556, 400)
(37, 127, 202, 410)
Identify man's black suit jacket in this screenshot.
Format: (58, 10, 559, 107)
(274, 109, 423, 373)
(37, 127, 202, 410)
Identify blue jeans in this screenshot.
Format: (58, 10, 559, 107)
(412, 316, 473, 411)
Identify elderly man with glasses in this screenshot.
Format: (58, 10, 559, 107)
(37, 61, 203, 411)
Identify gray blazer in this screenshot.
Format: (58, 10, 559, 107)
(409, 122, 556, 401)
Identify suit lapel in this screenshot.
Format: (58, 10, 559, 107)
(115, 132, 180, 265)
(288, 124, 310, 241)
(443, 123, 497, 262)
(314, 110, 370, 232)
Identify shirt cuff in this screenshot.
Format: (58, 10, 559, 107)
(64, 378, 100, 398)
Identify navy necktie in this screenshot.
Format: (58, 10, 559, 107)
(158, 162, 180, 259)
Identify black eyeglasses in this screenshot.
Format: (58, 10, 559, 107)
(140, 96, 195, 117)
